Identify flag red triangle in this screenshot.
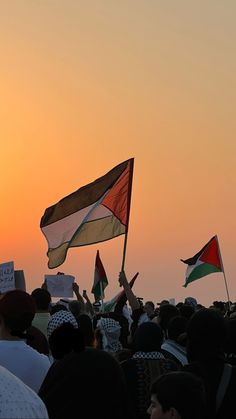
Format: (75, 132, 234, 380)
(199, 236, 223, 270)
(101, 159, 133, 226)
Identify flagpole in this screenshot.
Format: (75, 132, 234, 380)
(216, 235, 231, 309)
(121, 232, 128, 272)
(100, 280, 104, 312)
(121, 158, 134, 272)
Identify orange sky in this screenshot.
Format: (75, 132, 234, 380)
(1, 1, 236, 306)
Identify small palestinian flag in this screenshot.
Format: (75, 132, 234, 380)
(40, 158, 134, 268)
(181, 235, 223, 287)
(91, 250, 108, 301)
(103, 272, 139, 312)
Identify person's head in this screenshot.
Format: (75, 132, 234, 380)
(69, 300, 84, 319)
(167, 316, 188, 343)
(94, 312, 129, 348)
(133, 322, 163, 353)
(49, 304, 68, 315)
(212, 300, 225, 315)
(144, 301, 155, 317)
(49, 323, 84, 360)
(158, 304, 179, 337)
(147, 372, 206, 419)
(179, 304, 195, 320)
(186, 308, 228, 361)
(39, 347, 134, 419)
(96, 317, 122, 352)
(158, 300, 170, 307)
(47, 310, 78, 340)
(184, 297, 197, 311)
(93, 301, 101, 314)
(76, 314, 95, 347)
(26, 325, 50, 355)
(137, 297, 144, 308)
(0, 290, 36, 339)
(31, 288, 51, 311)
(175, 302, 183, 309)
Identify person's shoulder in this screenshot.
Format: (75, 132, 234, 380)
(159, 357, 179, 371)
(35, 312, 50, 320)
(0, 365, 49, 418)
(24, 343, 51, 364)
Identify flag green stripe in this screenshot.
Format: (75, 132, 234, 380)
(92, 279, 108, 300)
(184, 263, 221, 287)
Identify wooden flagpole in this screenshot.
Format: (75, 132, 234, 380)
(121, 158, 134, 273)
(216, 235, 231, 309)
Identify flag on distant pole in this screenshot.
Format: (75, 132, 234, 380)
(40, 158, 134, 269)
(181, 235, 224, 288)
(91, 250, 108, 302)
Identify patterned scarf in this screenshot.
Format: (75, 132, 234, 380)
(161, 340, 188, 365)
(47, 310, 78, 339)
(97, 318, 123, 353)
(132, 351, 165, 360)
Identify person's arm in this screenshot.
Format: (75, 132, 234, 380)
(82, 290, 95, 317)
(115, 272, 139, 314)
(72, 283, 85, 308)
(118, 271, 140, 311)
(41, 281, 47, 290)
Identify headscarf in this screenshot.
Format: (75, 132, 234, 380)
(47, 310, 78, 339)
(96, 317, 122, 352)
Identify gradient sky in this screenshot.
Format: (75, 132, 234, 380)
(1, 1, 236, 306)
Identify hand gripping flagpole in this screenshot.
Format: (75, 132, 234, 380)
(121, 159, 134, 273)
(216, 235, 231, 309)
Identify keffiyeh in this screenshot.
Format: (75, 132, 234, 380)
(132, 351, 165, 360)
(97, 318, 122, 353)
(161, 340, 188, 365)
(47, 310, 78, 339)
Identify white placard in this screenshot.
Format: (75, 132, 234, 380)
(0, 261, 15, 293)
(45, 274, 74, 297)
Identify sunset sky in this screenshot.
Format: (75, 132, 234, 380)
(1, 1, 236, 306)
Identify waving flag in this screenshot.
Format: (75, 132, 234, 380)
(40, 158, 134, 268)
(103, 272, 139, 312)
(181, 235, 223, 287)
(91, 250, 108, 301)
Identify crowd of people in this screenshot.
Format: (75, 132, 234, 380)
(0, 271, 236, 418)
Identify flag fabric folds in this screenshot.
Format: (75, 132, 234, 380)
(181, 235, 223, 287)
(40, 158, 134, 268)
(91, 250, 108, 301)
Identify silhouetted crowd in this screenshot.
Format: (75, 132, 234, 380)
(0, 271, 236, 419)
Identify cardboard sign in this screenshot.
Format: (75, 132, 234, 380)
(45, 274, 74, 297)
(14, 270, 26, 291)
(0, 261, 15, 293)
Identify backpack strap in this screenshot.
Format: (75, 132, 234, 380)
(216, 363, 232, 413)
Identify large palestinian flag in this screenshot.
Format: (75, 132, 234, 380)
(40, 158, 134, 268)
(181, 235, 223, 287)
